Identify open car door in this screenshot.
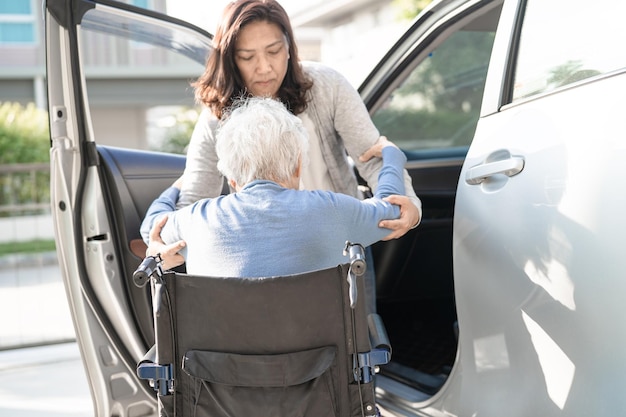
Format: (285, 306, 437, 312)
(46, 1, 210, 415)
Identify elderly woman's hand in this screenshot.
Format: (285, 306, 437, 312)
(358, 136, 421, 239)
(147, 215, 186, 270)
(379, 195, 421, 240)
(359, 136, 398, 162)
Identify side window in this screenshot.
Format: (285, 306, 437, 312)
(513, 0, 626, 101)
(78, 8, 205, 151)
(371, 30, 495, 151)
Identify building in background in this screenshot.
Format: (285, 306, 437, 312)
(292, 0, 405, 86)
(0, 0, 404, 149)
(0, 1, 48, 108)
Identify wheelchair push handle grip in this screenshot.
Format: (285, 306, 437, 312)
(343, 242, 367, 309)
(344, 241, 366, 276)
(133, 255, 160, 287)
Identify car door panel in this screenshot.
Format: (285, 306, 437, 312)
(453, 73, 626, 417)
(98, 146, 186, 239)
(441, 0, 626, 415)
(47, 1, 212, 415)
(96, 146, 185, 344)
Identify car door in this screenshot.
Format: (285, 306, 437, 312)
(46, 1, 210, 415)
(444, 0, 626, 416)
(359, 0, 503, 412)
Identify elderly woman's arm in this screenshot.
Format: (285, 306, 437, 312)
(139, 177, 186, 270)
(315, 64, 422, 237)
(359, 137, 422, 238)
(145, 216, 186, 271)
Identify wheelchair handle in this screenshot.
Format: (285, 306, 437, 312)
(344, 241, 366, 276)
(343, 242, 367, 308)
(133, 255, 161, 287)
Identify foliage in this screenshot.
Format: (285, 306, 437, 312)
(0, 239, 56, 256)
(156, 107, 200, 154)
(395, 31, 494, 110)
(0, 102, 50, 164)
(373, 108, 479, 149)
(372, 31, 495, 150)
(0, 102, 51, 216)
(0, 167, 50, 216)
(548, 60, 601, 88)
(392, 0, 434, 21)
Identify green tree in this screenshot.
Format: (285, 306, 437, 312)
(156, 107, 199, 154)
(372, 30, 495, 149)
(549, 60, 601, 88)
(393, 0, 433, 20)
(0, 102, 50, 164)
(0, 102, 51, 215)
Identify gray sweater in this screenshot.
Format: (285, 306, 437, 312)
(179, 61, 420, 210)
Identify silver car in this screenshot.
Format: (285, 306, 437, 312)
(46, 0, 626, 415)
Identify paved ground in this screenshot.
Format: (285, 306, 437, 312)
(0, 254, 93, 416)
(0, 255, 75, 349)
(0, 343, 92, 417)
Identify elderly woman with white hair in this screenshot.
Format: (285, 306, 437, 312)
(140, 97, 406, 277)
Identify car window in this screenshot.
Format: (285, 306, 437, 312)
(371, 29, 496, 152)
(77, 5, 208, 151)
(513, 0, 626, 101)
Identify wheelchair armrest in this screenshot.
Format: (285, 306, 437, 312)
(353, 314, 392, 383)
(368, 313, 392, 356)
(138, 344, 157, 365)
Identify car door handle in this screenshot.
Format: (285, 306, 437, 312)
(465, 156, 525, 185)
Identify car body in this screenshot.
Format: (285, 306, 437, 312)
(45, 0, 626, 415)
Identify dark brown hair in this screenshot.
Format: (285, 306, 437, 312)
(193, 0, 313, 119)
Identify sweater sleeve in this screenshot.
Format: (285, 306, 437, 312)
(178, 108, 225, 208)
(374, 147, 407, 199)
(140, 186, 180, 244)
(330, 69, 423, 219)
(305, 63, 422, 215)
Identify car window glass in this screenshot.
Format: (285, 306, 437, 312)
(78, 7, 206, 151)
(371, 30, 495, 151)
(130, 0, 152, 10)
(513, 0, 626, 101)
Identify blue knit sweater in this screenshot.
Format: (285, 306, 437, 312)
(140, 146, 406, 277)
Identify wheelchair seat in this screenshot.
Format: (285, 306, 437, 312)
(135, 244, 391, 417)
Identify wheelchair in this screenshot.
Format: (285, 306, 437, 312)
(133, 242, 391, 417)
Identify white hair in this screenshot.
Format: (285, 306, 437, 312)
(216, 97, 309, 186)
